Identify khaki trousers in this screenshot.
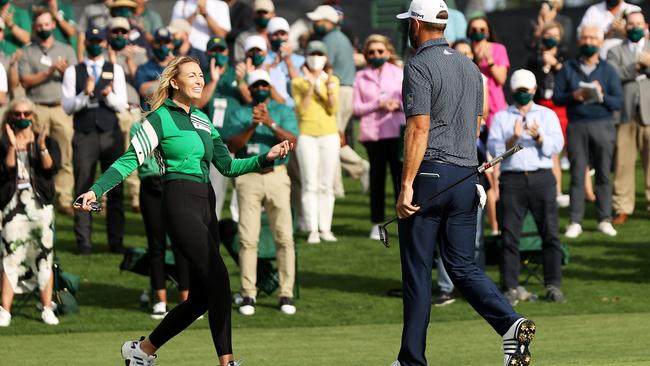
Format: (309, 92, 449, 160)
(33, 104, 74, 207)
(334, 86, 369, 196)
(613, 119, 650, 214)
(236, 165, 295, 298)
(118, 109, 142, 206)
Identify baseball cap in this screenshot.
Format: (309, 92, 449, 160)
(254, 0, 275, 12)
(206, 36, 227, 51)
(86, 27, 106, 41)
(109, 17, 131, 31)
(510, 69, 537, 91)
(244, 35, 267, 53)
(168, 19, 191, 35)
(306, 5, 340, 24)
(247, 69, 272, 85)
(396, 0, 449, 25)
(267, 17, 290, 35)
(153, 27, 173, 43)
(110, 0, 137, 8)
(305, 40, 328, 55)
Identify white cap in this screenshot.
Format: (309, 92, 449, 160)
(396, 0, 449, 25)
(109, 17, 131, 31)
(168, 19, 191, 35)
(247, 69, 272, 85)
(254, 0, 275, 12)
(510, 69, 537, 91)
(307, 5, 340, 24)
(267, 17, 290, 35)
(244, 35, 268, 53)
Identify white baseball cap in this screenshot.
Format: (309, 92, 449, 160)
(244, 35, 268, 53)
(510, 69, 537, 91)
(168, 19, 191, 35)
(396, 0, 449, 25)
(254, 0, 275, 12)
(307, 5, 340, 24)
(247, 69, 272, 85)
(267, 17, 290, 35)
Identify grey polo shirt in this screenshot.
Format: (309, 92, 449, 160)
(403, 38, 483, 167)
(18, 40, 77, 104)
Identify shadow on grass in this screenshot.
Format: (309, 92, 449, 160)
(563, 241, 650, 283)
(299, 271, 401, 296)
(76, 282, 145, 311)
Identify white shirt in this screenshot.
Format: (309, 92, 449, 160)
(171, 0, 231, 52)
(629, 37, 646, 56)
(62, 57, 128, 115)
(0, 63, 7, 93)
(578, 2, 642, 35)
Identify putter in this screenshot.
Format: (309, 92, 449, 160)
(379, 144, 524, 248)
(73, 196, 103, 212)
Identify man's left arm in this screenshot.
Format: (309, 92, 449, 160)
(537, 110, 564, 157)
(104, 64, 128, 113)
(602, 67, 624, 111)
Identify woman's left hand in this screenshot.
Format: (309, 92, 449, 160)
(266, 140, 295, 161)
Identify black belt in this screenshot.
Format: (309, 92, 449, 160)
(502, 169, 551, 176)
(36, 102, 61, 107)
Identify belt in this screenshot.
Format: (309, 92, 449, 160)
(36, 102, 61, 107)
(259, 167, 274, 175)
(502, 169, 551, 176)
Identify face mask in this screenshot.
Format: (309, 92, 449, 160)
(250, 53, 266, 67)
(627, 28, 645, 43)
(306, 55, 327, 71)
(255, 17, 270, 28)
(153, 46, 171, 61)
(314, 25, 329, 35)
(579, 44, 599, 58)
(513, 91, 533, 106)
(408, 20, 419, 49)
(109, 36, 128, 50)
(541, 37, 559, 49)
(469, 31, 488, 42)
(270, 39, 285, 52)
(211, 53, 229, 67)
(112, 7, 133, 18)
(252, 89, 271, 103)
(10, 119, 32, 130)
(173, 39, 183, 50)
(36, 30, 52, 41)
(605, 0, 620, 9)
(368, 57, 387, 68)
(87, 43, 104, 57)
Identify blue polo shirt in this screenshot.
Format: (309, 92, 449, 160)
(265, 51, 304, 108)
(134, 60, 165, 111)
(322, 29, 355, 86)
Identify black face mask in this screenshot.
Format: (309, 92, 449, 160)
(408, 20, 419, 49)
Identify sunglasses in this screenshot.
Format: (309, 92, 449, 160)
(110, 28, 129, 35)
(367, 49, 385, 56)
(11, 110, 33, 118)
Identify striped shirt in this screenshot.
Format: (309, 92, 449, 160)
(402, 38, 483, 167)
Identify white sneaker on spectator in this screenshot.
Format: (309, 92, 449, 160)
(41, 307, 59, 325)
(564, 223, 582, 238)
(556, 194, 570, 208)
(320, 231, 338, 242)
(121, 337, 156, 366)
(239, 297, 256, 316)
(597, 221, 617, 236)
(279, 297, 296, 315)
(369, 224, 381, 240)
(0, 306, 11, 327)
(151, 301, 167, 320)
(36, 301, 58, 312)
(307, 231, 321, 244)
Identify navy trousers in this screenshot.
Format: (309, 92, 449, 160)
(397, 162, 520, 366)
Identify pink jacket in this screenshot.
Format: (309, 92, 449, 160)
(353, 63, 406, 142)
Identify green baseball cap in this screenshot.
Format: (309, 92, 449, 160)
(207, 37, 227, 51)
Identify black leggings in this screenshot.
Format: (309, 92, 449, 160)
(363, 138, 403, 223)
(148, 180, 232, 356)
(139, 177, 190, 292)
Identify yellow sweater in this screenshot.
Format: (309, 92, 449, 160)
(291, 75, 340, 137)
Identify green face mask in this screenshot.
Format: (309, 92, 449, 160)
(211, 53, 229, 67)
(579, 44, 599, 58)
(109, 36, 128, 50)
(10, 119, 32, 130)
(541, 37, 559, 49)
(173, 39, 183, 50)
(36, 30, 53, 41)
(627, 28, 645, 43)
(112, 7, 133, 18)
(252, 89, 271, 104)
(255, 17, 270, 28)
(469, 32, 488, 42)
(314, 25, 330, 35)
(153, 46, 171, 61)
(270, 39, 285, 52)
(250, 53, 266, 67)
(513, 91, 533, 106)
(368, 57, 387, 68)
(87, 43, 104, 57)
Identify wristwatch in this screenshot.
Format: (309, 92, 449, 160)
(270, 122, 277, 130)
(40, 148, 49, 156)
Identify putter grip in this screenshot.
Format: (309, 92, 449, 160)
(478, 144, 523, 174)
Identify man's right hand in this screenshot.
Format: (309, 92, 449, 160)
(85, 76, 95, 96)
(396, 185, 420, 219)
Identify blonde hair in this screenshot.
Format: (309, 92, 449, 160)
(363, 34, 400, 65)
(1, 97, 39, 133)
(147, 56, 201, 112)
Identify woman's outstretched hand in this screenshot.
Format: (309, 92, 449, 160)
(266, 140, 295, 161)
(73, 191, 98, 212)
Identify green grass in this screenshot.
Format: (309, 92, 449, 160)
(1, 146, 650, 365)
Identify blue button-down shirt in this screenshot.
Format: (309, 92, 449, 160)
(487, 103, 564, 172)
(265, 52, 304, 108)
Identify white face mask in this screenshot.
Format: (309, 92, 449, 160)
(306, 55, 327, 71)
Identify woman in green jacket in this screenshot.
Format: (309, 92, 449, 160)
(75, 56, 293, 366)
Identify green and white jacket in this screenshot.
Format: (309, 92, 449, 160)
(91, 99, 272, 197)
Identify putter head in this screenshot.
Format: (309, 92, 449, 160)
(88, 202, 102, 212)
(379, 223, 390, 248)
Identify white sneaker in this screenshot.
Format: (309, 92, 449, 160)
(279, 297, 296, 315)
(0, 306, 11, 327)
(320, 231, 338, 242)
(390, 361, 401, 366)
(307, 231, 321, 244)
(556, 194, 570, 208)
(36, 301, 58, 312)
(360, 161, 370, 194)
(151, 301, 167, 320)
(597, 221, 617, 237)
(502, 318, 536, 366)
(121, 337, 156, 366)
(564, 222, 582, 238)
(239, 297, 256, 316)
(369, 224, 381, 240)
(41, 307, 59, 325)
